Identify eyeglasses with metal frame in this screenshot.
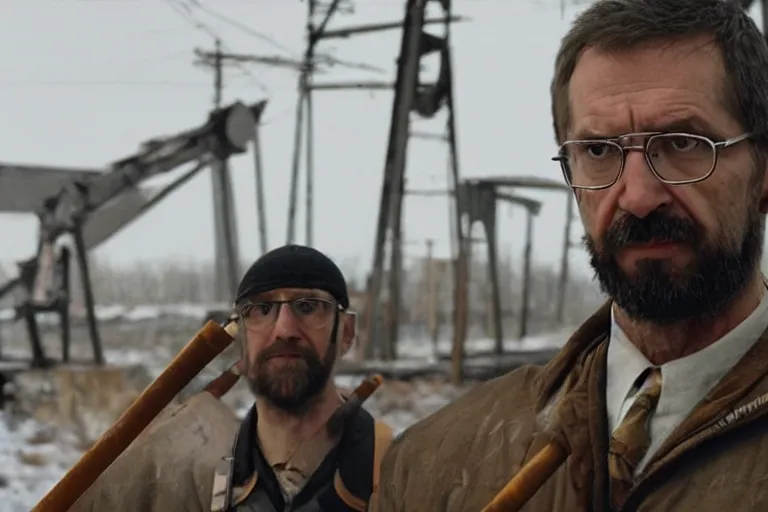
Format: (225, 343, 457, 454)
(552, 131, 752, 190)
(237, 297, 345, 332)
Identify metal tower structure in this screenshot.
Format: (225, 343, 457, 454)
(283, 0, 462, 247)
(364, 0, 465, 361)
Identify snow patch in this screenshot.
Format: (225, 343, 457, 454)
(0, 413, 85, 512)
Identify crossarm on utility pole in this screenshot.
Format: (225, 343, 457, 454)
(194, 49, 305, 71)
(317, 15, 467, 40)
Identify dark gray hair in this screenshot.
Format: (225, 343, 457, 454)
(551, 0, 768, 154)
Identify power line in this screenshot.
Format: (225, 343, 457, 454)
(260, 105, 297, 126)
(163, 0, 218, 40)
(163, 0, 270, 94)
(189, 0, 299, 57)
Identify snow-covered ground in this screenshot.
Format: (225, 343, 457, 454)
(0, 413, 86, 512)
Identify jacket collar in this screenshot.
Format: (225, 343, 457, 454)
(534, 299, 612, 412)
(230, 398, 375, 508)
(534, 292, 768, 510)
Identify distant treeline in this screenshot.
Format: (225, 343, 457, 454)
(85, 257, 605, 329)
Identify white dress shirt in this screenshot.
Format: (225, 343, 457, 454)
(605, 291, 768, 473)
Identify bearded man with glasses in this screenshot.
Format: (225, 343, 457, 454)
(377, 1, 768, 511)
(213, 244, 394, 511)
(70, 244, 393, 512)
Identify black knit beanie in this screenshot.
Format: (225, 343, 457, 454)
(235, 244, 350, 309)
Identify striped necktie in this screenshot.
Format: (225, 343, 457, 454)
(608, 367, 663, 509)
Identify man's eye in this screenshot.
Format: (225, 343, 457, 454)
(669, 137, 699, 152)
(586, 143, 612, 158)
(251, 303, 273, 316)
(294, 299, 318, 314)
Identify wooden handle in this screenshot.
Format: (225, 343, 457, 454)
(354, 374, 384, 401)
(204, 360, 243, 399)
(32, 319, 239, 512)
(327, 374, 384, 436)
(481, 441, 568, 512)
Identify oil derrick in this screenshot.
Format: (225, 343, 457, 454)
(1, 103, 260, 368)
(365, 0, 464, 361)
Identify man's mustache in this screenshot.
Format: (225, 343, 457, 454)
(257, 339, 318, 363)
(602, 211, 703, 252)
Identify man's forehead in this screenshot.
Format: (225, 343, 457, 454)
(249, 288, 333, 302)
(567, 36, 734, 138)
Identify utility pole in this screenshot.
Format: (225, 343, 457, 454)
(555, 193, 574, 324)
(424, 239, 440, 352)
(196, 39, 241, 302)
(285, 0, 341, 247)
(195, 43, 280, 298)
(213, 39, 223, 108)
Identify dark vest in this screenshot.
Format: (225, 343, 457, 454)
(210, 404, 392, 512)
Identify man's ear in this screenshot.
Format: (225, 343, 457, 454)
(339, 312, 357, 357)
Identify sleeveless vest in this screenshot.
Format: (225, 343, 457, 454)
(210, 404, 393, 512)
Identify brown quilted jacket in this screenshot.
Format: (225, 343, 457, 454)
(377, 302, 768, 512)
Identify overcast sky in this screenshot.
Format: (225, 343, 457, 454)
(1, 0, 764, 283)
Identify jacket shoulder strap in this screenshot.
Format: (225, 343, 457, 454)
(368, 420, 394, 511)
(210, 458, 259, 512)
(372, 420, 394, 495)
(232, 473, 260, 507)
(333, 419, 394, 511)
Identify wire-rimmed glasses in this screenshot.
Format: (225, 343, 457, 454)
(237, 297, 344, 332)
(552, 131, 752, 190)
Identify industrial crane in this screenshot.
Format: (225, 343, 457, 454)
(2, 100, 263, 370)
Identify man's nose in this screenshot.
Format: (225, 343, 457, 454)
(617, 150, 673, 218)
(272, 304, 302, 337)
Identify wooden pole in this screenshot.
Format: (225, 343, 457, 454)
(555, 194, 574, 324)
(518, 211, 534, 339)
(481, 442, 568, 512)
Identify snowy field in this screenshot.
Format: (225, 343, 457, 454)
(0, 304, 571, 511)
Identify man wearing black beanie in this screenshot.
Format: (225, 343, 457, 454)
(67, 245, 393, 512)
(213, 244, 393, 511)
